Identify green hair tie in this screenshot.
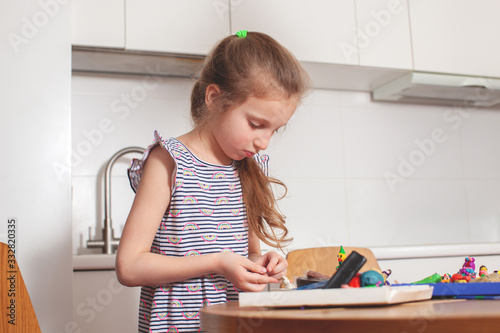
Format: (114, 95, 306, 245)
(235, 30, 247, 38)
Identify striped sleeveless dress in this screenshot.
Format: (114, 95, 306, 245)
(128, 131, 269, 333)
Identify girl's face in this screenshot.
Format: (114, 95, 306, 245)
(212, 95, 298, 163)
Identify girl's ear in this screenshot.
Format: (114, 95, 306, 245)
(205, 84, 221, 111)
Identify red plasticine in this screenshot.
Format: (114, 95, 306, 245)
(451, 273, 465, 282)
(348, 273, 361, 288)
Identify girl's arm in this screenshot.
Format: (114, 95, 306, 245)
(115, 145, 276, 291)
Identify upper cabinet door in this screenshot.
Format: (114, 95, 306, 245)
(71, 0, 125, 48)
(231, 0, 358, 65)
(355, 0, 412, 70)
(410, 0, 500, 78)
(126, 0, 231, 55)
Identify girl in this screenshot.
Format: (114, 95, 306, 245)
(116, 31, 310, 333)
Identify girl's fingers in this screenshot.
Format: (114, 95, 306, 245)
(266, 255, 288, 275)
(246, 262, 267, 275)
(232, 254, 287, 291)
(266, 256, 280, 272)
(275, 260, 288, 272)
(233, 272, 276, 292)
(250, 272, 278, 285)
(240, 257, 270, 276)
(267, 272, 285, 280)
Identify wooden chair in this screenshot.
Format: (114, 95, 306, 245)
(0, 242, 41, 332)
(286, 246, 381, 284)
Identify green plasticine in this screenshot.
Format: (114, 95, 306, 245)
(411, 273, 442, 284)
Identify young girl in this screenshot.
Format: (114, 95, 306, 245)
(116, 31, 310, 333)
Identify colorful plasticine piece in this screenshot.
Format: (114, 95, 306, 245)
(479, 265, 488, 277)
(382, 269, 392, 285)
(281, 276, 295, 290)
(450, 273, 468, 283)
(336, 246, 346, 270)
(405, 257, 497, 285)
(411, 273, 442, 284)
(441, 273, 452, 283)
(348, 273, 362, 288)
(360, 270, 385, 287)
(458, 256, 476, 279)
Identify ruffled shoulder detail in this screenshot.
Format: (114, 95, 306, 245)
(128, 130, 170, 192)
(253, 153, 270, 176)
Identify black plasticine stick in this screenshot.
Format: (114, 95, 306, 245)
(323, 251, 367, 289)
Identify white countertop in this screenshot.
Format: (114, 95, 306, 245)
(73, 242, 500, 270)
(73, 254, 117, 270)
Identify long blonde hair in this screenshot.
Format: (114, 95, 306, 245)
(190, 32, 310, 249)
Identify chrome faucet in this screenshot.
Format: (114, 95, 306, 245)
(87, 146, 144, 254)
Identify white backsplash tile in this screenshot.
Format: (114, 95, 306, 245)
(71, 73, 500, 254)
(465, 179, 500, 243)
(304, 88, 342, 107)
(266, 91, 344, 179)
(461, 108, 500, 179)
(342, 102, 463, 180)
(274, 178, 349, 252)
(72, 83, 192, 176)
(346, 179, 469, 247)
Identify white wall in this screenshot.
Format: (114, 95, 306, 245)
(0, 0, 74, 332)
(72, 72, 500, 256)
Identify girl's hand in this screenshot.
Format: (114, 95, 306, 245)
(217, 252, 278, 292)
(250, 251, 288, 280)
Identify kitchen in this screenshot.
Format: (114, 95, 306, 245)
(2, 1, 500, 332)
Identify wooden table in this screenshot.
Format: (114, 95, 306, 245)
(200, 299, 500, 333)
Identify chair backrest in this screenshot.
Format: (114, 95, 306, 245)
(0, 242, 41, 332)
(286, 246, 381, 283)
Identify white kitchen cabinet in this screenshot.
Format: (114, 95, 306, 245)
(409, 0, 500, 78)
(231, 0, 358, 65)
(73, 270, 141, 333)
(355, 0, 412, 70)
(126, 0, 230, 55)
(71, 0, 125, 48)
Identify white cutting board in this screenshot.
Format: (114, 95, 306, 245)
(239, 285, 433, 308)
